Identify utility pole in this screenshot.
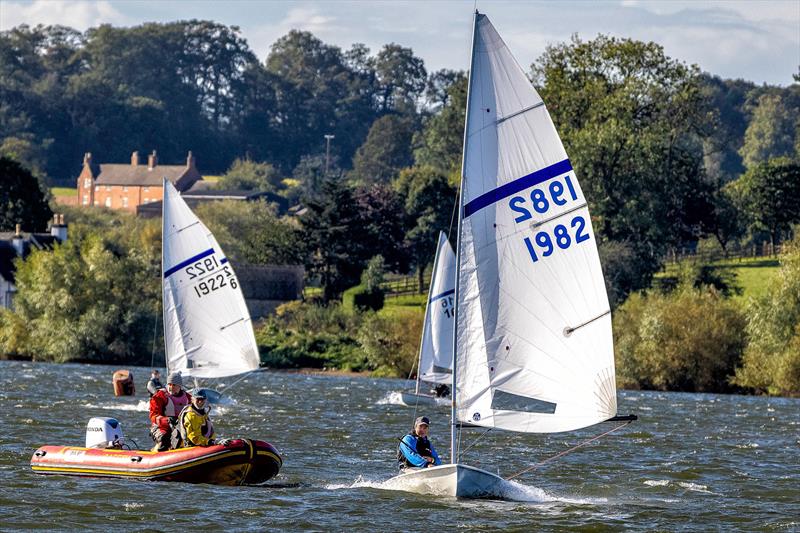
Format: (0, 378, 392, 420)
(324, 134, 335, 176)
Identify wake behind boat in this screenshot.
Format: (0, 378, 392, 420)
(387, 11, 632, 500)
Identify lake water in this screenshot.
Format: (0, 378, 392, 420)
(0, 360, 798, 531)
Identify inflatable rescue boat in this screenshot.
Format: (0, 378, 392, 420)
(31, 417, 282, 486)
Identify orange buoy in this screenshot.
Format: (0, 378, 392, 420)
(112, 369, 135, 396)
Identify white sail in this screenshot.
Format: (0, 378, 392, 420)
(455, 14, 617, 434)
(161, 179, 260, 379)
(419, 232, 456, 385)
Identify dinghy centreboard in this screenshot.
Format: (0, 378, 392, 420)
(162, 178, 260, 397)
(387, 12, 627, 499)
(398, 232, 455, 406)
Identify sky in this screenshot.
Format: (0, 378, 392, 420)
(1, 0, 798, 86)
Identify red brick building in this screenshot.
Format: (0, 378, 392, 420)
(76, 151, 202, 212)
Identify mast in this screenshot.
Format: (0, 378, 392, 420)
(160, 177, 168, 375)
(414, 233, 444, 396)
(451, 10, 480, 464)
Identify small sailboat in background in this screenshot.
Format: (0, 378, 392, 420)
(398, 232, 456, 406)
(161, 179, 261, 402)
(387, 11, 632, 499)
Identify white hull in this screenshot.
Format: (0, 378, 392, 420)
(386, 463, 508, 499)
(397, 392, 439, 406)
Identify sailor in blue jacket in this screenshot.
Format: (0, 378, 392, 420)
(397, 416, 442, 470)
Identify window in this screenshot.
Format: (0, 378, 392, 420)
(122, 197, 128, 208)
(123, 186, 128, 192)
(84, 178, 91, 188)
(95, 186, 99, 191)
(82, 195, 89, 206)
(144, 186, 150, 192)
(105, 197, 111, 207)
(105, 186, 112, 191)
(144, 197, 150, 204)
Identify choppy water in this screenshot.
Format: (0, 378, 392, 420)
(0, 360, 798, 531)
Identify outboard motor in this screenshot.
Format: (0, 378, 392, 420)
(85, 417, 125, 449)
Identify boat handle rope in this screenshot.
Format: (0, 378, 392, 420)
(505, 418, 635, 481)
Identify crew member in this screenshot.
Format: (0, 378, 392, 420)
(146, 369, 164, 397)
(173, 389, 221, 448)
(149, 371, 191, 452)
(397, 416, 441, 470)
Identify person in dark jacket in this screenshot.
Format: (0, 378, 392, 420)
(397, 416, 442, 470)
(146, 369, 164, 397)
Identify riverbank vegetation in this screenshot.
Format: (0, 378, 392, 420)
(1, 21, 799, 394)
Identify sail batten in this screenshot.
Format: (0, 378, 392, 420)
(454, 14, 616, 435)
(161, 180, 260, 380)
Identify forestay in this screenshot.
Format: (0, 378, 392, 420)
(455, 14, 616, 434)
(161, 179, 260, 379)
(419, 232, 456, 385)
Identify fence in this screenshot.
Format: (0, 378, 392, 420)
(664, 243, 782, 264)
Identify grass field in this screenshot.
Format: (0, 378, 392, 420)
(51, 187, 77, 196)
(656, 256, 780, 302)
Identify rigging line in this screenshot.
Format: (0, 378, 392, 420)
(216, 368, 266, 400)
(504, 420, 634, 481)
(459, 427, 493, 457)
(448, 188, 460, 243)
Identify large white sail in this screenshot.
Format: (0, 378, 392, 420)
(418, 232, 456, 385)
(455, 14, 616, 434)
(161, 179, 260, 379)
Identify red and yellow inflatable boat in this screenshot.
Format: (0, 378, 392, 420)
(31, 439, 282, 486)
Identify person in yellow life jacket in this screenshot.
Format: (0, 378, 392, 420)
(173, 389, 230, 448)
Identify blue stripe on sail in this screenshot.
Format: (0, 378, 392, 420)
(429, 288, 455, 303)
(220, 258, 229, 264)
(164, 248, 214, 278)
(463, 159, 573, 218)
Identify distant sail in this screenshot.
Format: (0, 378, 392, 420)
(161, 179, 260, 379)
(419, 232, 456, 385)
(455, 14, 616, 434)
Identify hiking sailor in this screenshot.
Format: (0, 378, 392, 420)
(148, 371, 192, 452)
(397, 416, 442, 470)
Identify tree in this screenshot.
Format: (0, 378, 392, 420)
(739, 93, 798, 169)
(217, 157, 283, 192)
(532, 35, 715, 299)
(195, 200, 302, 266)
(395, 165, 457, 291)
(373, 43, 427, 113)
(413, 73, 467, 174)
(350, 115, 415, 184)
(0, 157, 52, 232)
(734, 157, 800, 249)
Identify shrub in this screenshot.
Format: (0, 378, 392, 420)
(614, 285, 747, 392)
(734, 235, 800, 394)
(357, 307, 423, 377)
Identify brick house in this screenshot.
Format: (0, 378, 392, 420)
(77, 151, 202, 212)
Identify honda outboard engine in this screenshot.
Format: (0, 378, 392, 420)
(85, 417, 125, 449)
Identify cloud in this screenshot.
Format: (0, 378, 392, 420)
(0, 0, 130, 31)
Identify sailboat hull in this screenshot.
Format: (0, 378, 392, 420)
(397, 392, 440, 406)
(386, 463, 508, 499)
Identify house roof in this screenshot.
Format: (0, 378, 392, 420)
(0, 232, 64, 283)
(0, 242, 18, 283)
(94, 164, 188, 187)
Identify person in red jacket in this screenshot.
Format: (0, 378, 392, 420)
(149, 371, 192, 452)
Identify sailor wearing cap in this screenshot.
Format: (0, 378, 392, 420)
(397, 416, 442, 470)
(173, 389, 221, 448)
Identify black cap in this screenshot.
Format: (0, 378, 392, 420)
(193, 389, 208, 400)
(414, 416, 430, 426)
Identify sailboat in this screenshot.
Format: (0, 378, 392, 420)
(161, 178, 261, 400)
(387, 12, 628, 499)
(398, 232, 456, 406)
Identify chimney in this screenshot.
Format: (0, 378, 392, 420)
(186, 151, 195, 169)
(12, 224, 24, 256)
(148, 150, 157, 170)
(83, 152, 92, 166)
(131, 151, 139, 167)
(50, 214, 68, 243)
